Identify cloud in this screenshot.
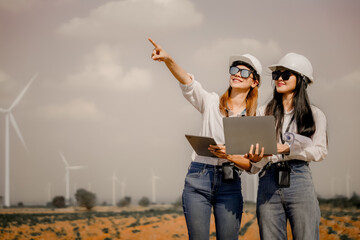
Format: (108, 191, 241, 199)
(341, 70, 360, 85)
(319, 69, 360, 92)
(37, 99, 102, 120)
(189, 38, 282, 104)
(193, 38, 282, 70)
(67, 44, 153, 91)
(56, 0, 203, 39)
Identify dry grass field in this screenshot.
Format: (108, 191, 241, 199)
(0, 203, 359, 240)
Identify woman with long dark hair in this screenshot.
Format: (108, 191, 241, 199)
(148, 37, 262, 240)
(250, 53, 328, 240)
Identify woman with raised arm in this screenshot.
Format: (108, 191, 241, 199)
(148, 37, 262, 240)
(249, 53, 328, 240)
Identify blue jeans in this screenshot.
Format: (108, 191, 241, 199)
(182, 161, 243, 240)
(256, 161, 320, 240)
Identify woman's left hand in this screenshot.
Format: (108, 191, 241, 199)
(277, 143, 290, 154)
(209, 144, 227, 158)
(209, 145, 252, 171)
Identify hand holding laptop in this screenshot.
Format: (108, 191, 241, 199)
(209, 143, 270, 163)
(208, 144, 226, 159)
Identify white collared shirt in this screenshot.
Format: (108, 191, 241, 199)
(180, 75, 239, 166)
(250, 104, 328, 174)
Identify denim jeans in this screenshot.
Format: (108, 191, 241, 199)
(182, 161, 243, 240)
(256, 161, 320, 240)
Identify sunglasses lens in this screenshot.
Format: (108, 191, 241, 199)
(272, 70, 292, 80)
(229, 66, 239, 75)
(282, 71, 291, 80)
(230, 67, 252, 78)
(240, 69, 250, 78)
(272, 71, 281, 80)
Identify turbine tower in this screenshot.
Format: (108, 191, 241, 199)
(110, 171, 120, 206)
(151, 169, 160, 204)
(0, 73, 37, 207)
(59, 151, 85, 204)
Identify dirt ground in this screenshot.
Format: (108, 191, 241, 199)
(0, 204, 359, 240)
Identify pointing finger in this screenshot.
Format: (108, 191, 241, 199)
(148, 37, 160, 49)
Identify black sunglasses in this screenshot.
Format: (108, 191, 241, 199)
(272, 70, 293, 80)
(229, 66, 252, 78)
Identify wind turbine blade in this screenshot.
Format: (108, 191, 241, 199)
(68, 166, 85, 170)
(9, 112, 29, 154)
(0, 108, 6, 113)
(9, 72, 38, 111)
(59, 151, 69, 167)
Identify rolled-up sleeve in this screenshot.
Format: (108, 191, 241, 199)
(286, 107, 328, 162)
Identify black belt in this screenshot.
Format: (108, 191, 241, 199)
(259, 160, 308, 176)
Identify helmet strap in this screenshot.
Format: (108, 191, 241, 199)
(301, 75, 309, 88)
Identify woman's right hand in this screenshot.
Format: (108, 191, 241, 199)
(149, 37, 170, 63)
(148, 37, 191, 85)
(247, 143, 266, 163)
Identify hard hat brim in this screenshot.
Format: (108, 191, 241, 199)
(268, 64, 314, 82)
(229, 55, 258, 74)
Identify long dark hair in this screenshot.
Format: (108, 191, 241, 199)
(265, 73, 315, 139)
(219, 61, 260, 117)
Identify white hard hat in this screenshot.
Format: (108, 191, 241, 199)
(229, 54, 263, 81)
(268, 53, 314, 82)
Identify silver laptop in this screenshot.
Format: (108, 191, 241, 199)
(223, 116, 277, 155)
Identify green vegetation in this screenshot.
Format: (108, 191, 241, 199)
(117, 196, 132, 207)
(0, 208, 183, 229)
(318, 193, 360, 209)
(52, 196, 66, 208)
(138, 197, 150, 207)
(75, 189, 96, 210)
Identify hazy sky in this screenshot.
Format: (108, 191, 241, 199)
(0, 0, 359, 205)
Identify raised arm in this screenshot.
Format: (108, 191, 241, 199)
(149, 37, 192, 85)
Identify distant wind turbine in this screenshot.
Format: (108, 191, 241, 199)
(0, 73, 37, 207)
(109, 171, 120, 206)
(151, 169, 160, 203)
(59, 151, 85, 204)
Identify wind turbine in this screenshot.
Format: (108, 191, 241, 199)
(0, 73, 37, 207)
(151, 169, 160, 204)
(59, 151, 85, 204)
(109, 171, 120, 206)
